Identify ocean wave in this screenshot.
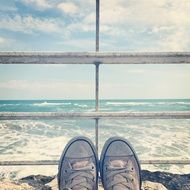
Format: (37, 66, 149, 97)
(175, 102, 190, 105)
(106, 102, 151, 106)
(106, 101, 190, 106)
(157, 102, 190, 105)
(0, 104, 21, 107)
(86, 108, 95, 112)
(74, 103, 88, 108)
(33, 102, 71, 106)
(0, 119, 189, 175)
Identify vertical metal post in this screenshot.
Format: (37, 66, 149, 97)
(96, 0, 100, 52)
(95, 63, 99, 152)
(95, 63, 99, 111)
(95, 118, 99, 152)
(95, 0, 100, 152)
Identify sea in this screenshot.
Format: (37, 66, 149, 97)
(0, 99, 189, 178)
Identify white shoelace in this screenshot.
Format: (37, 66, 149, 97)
(64, 161, 95, 190)
(105, 160, 134, 190)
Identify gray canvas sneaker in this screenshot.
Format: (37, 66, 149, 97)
(100, 137, 141, 190)
(58, 136, 98, 190)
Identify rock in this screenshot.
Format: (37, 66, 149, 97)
(47, 175, 167, 190)
(0, 179, 167, 190)
(21, 175, 54, 185)
(141, 170, 190, 190)
(0, 170, 190, 190)
(142, 181, 167, 190)
(46, 177, 57, 190)
(20, 175, 55, 190)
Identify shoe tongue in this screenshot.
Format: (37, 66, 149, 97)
(72, 186, 87, 190)
(72, 161, 89, 190)
(113, 175, 126, 190)
(72, 160, 89, 169)
(110, 160, 126, 167)
(110, 160, 128, 190)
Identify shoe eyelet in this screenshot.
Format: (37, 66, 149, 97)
(65, 169, 67, 173)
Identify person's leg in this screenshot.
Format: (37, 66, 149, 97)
(100, 137, 141, 190)
(58, 136, 98, 190)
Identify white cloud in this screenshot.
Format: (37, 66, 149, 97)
(0, 15, 63, 34)
(0, 80, 28, 89)
(100, 0, 190, 26)
(83, 13, 95, 24)
(159, 30, 190, 51)
(127, 69, 145, 74)
(0, 80, 94, 99)
(0, 37, 13, 46)
(100, 25, 126, 37)
(0, 37, 8, 45)
(58, 39, 94, 50)
(96, 0, 190, 51)
(42, 64, 66, 68)
(57, 38, 115, 51)
(57, 2, 78, 15)
(22, 0, 52, 9)
(1, 0, 190, 51)
(1, 66, 190, 99)
(0, 0, 94, 37)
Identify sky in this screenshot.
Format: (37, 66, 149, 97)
(0, 0, 190, 99)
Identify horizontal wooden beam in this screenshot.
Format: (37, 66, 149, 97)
(0, 52, 190, 64)
(0, 112, 190, 120)
(0, 160, 189, 166)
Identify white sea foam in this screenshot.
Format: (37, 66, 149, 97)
(0, 120, 95, 160)
(0, 119, 189, 175)
(86, 108, 95, 112)
(33, 101, 71, 106)
(176, 101, 190, 105)
(106, 102, 151, 106)
(157, 101, 190, 105)
(74, 103, 88, 108)
(0, 104, 21, 107)
(106, 101, 190, 106)
(99, 119, 190, 160)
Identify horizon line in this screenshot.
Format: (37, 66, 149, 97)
(0, 98, 190, 101)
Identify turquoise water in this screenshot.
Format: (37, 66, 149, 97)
(0, 99, 190, 175)
(1, 99, 190, 112)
